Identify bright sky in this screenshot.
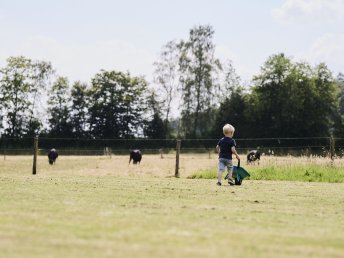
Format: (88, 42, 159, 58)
(1, 0, 343, 84)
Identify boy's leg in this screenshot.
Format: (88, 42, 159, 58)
(227, 160, 234, 185)
(217, 159, 225, 185)
(217, 171, 223, 185)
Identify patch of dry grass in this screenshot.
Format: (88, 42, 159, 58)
(1, 153, 344, 178)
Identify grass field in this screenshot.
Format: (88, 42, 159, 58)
(190, 159, 344, 183)
(1, 155, 344, 258)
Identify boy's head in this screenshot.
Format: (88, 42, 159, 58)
(223, 124, 235, 137)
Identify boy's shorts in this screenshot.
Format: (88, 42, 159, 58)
(218, 158, 233, 173)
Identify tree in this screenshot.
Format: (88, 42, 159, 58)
(144, 90, 166, 139)
(88, 70, 147, 139)
(211, 87, 248, 138)
(312, 63, 337, 135)
(249, 53, 292, 137)
(332, 73, 344, 137)
(250, 53, 337, 137)
(334, 73, 344, 112)
(178, 25, 221, 138)
(219, 60, 241, 101)
(70, 81, 89, 138)
(88, 71, 122, 138)
(210, 61, 246, 137)
(0, 56, 53, 137)
(27, 60, 54, 136)
(153, 40, 180, 137)
(121, 75, 147, 138)
(47, 77, 73, 137)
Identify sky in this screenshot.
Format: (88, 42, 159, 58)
(0, 0, 343, 85)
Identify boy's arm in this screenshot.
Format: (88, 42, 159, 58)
(231, 146, 240, 160)
(216, 145, 220, 153)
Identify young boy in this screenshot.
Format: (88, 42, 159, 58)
(216, 124, 240, 186)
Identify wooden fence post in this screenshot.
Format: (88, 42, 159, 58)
(32, 137, 38, 175)
(175, 140, 181, 178)
(330, 136, 335, 160)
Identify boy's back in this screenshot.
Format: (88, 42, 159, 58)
(217, 136, 236, 160)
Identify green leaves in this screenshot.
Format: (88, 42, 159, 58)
(47, 77, 73, 137)
(178, 25, 220, 138)
(88, 70, 148, 139)
(0, 56, 53, 137)
(250, 53, 337, 138)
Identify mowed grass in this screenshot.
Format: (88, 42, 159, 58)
(1, 155, 344, 258)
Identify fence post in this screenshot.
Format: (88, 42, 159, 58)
(3, 137, 6, 161)
(330, 135, 335, 160)
(175, 139, 181, 178)
(32, 137, 38, 175)
(159, 148, 164, 159)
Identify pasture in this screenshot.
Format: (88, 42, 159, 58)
(1, 154, 344, 258)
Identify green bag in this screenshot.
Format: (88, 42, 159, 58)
(225, 160, 250, 185)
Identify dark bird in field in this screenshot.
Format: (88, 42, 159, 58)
(48, 148, 58, 165)
(247, 150, 260, 164)
(129, 149, 142, 164)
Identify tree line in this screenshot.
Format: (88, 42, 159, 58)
(1, 25, 343, 140)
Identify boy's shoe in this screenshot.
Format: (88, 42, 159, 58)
(228, 177, 235, 185)
(216, 182, 222, 186)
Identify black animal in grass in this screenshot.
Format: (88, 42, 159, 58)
(247, 150, 260, 164)
(129, 149, 142, 164)
(48, 148, 58, 165)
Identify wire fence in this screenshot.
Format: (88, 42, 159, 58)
(1, 136, 344, 158)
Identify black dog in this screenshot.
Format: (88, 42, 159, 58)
(48, 148, 58, 165)
(247, 150, 260, 164)
(129, 149, 142, 164)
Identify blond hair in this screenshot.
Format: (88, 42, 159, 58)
(223, 124, 235, 136)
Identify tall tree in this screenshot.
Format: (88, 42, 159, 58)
(219, 60, 241, 101)
(249, 53, 292, 137)
(144, 90, 166, 139)
(70, 81, 89, 138)
(88, 70, 147, 139)
(153, 40, 180, 137)
(121, 75, 147, 138)
(178, 25, 221, 138)
(211, 87, 247, 138)
(332, 73, 344, 137)
(27, 60, 54, 136)
(47, 77, 73, 137)
(210, 61, 245, 137)
(250, 53, 337, 137)
(0, 56, 53, 137)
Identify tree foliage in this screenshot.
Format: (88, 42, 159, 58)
(70, 81, 89, 138)
(153, 40, 180, 137)
(0, 56, 53, 137)
(0, 26, 343, 141)
(211, 87, 248, 138)
(178, 25, 221, 138)
(47, 77, 73, 137)
(88, 70, 147, 139)
(144, 90, 166, 139)
(249, 53, 337, 137)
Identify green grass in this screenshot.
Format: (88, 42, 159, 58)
(188, 169, 217, 179)
(1, 174, 344, 258)
(189, 164, 344, 183)
(1, 156, 344, 258)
